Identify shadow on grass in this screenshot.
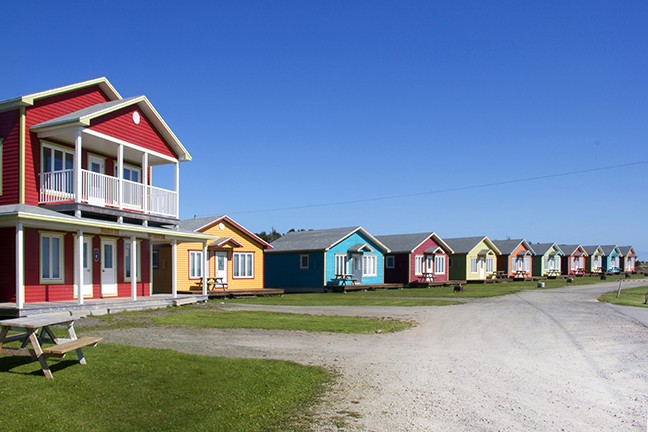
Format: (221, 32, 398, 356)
(0, 355, 83, 377)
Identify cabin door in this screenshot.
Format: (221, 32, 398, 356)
(101, 238, 118, 296)
(215, 251, 228, 283)
(352, 254, 363, 283)
(82, 238, 93, 297)
(87, 155, 105, 205)
(478, 257, 485, 279)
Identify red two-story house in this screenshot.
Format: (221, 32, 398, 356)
(0, 78, 212, 313)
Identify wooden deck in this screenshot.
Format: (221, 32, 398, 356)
(179, 288, 285, 298)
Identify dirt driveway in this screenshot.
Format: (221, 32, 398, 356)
(94, 282, 648, 431)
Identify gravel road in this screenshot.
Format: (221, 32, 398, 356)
(92, 282, 648, 431)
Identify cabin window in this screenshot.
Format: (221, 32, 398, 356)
(362, 255, 377, 277)
(41, 143, 74, 196)
(470, 258, 478, 273)
(334, 254, 348, 276)
(189, 250, 203, 279)
(300, 254, 309, 269)
(152, 250, 159, 269)
(40, 232, 64, 282)
(124, 240, 142, 282)
(415, 255, 424, 275)
(114, 163, 142, 182)
(434, 255, 446, 274)
(385, 256, 395, 269)
(486, 258, 495, 273)
(233, 252, 254, 278)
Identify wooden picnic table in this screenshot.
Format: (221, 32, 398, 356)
(0, 314, 102, 379)
(196, 277, 228, 291)
(421, 272, 436, 283)
(335, 274, 357, 286)
(514, 269, 529, 278)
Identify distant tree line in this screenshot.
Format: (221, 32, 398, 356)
(255, 228, 310, 243)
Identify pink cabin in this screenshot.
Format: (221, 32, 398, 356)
(559, 244, 589, 276)
(377, 232, 453, 286)
(0, 78, 211, 314)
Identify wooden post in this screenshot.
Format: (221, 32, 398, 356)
(616, 279, 623, 298)
(131, 236, 137, 301)
(74, 128, 82, 208)
(118, 144, 124, 210)
(76, 230, 84, 305)
(171, 240, 177, 299)
(202, 242, 208, 296)
(15, 222, 24, 310)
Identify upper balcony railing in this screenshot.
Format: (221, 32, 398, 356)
(39, 169, 178, 219)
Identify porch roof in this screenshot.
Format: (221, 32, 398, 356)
(209, 237, 243, 248)
(375, 232, 453, 254)
(0, 204, 214, 243)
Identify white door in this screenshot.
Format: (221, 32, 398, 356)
(478, 257, 485, 279)
(101, 239, 117, 296)
(82, 238, 93, 297)
(215, 251, 228, 282)
(352, 254, 363, 283)
(88, 155, 105, 205)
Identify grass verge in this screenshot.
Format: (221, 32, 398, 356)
(598, 285, 648, 308)
(0, 344, 330, 432)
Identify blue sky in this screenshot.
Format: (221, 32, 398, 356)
(3, 1, 647, 257)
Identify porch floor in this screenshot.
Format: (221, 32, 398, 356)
(0, 294, 207, 318)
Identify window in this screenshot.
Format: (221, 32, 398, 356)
(124, 241, 142, 281)
(486, 258, 494, 273)
(334, 254, 347, 276)
(434, 255, 446, 274)
(114, 163, 142, 182)
(470, 258, 478, 273)
(233, 252, 254, 278)
(571, 257, 579, 270)
(189, 251, 203, 279)
(300, 254, 309, 269)
(515, 257, 524, 271)
(40, 233, 64, 282)
(152, 249, 159, 269)
(415, 255, 424, 275)
(41, 143, 74, 196)
(385, 256, 395, 269)
(362, 255, 377, 277)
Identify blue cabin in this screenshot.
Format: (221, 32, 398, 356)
(600, 245, 622, 273)
(264, 227, 390, 292)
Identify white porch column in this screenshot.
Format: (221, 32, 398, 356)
(174, 161, 180, 219)
(118, 144, 124, 211)
(15, 223, 24, 310)
(171, 240, 177, 299)
(202, 242, 208, 296)
(130, 236, 137, 301)
(75, 230, 84, 305)
(142, 152, 149, 222)
(74, 129, 82, 211)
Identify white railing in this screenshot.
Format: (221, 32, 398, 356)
(148, 185, 177, 218)
(39, 169, 178, 218)
(39, 170, 74, 203)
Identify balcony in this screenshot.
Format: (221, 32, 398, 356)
(39, 169, 178, 219)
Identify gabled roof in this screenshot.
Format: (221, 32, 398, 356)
(375, 232, 453, 254)
(492, 239, 536, 255)
(178, 215, 273, 250)
(599, 245, 621, 256)
(0, 77, 121, 112)
(619, 246, 635, 256)
(268, 226, 389, 253)
(444, 236, 501, 255)
(582, 245, 604, 255)
(559, 244, 588, 257)
(31, 95, 191, 162)
(209, 237, 244, 248)
(532, 243, 564, 256)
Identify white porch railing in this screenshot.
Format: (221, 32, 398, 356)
(39, 169, 178, 218)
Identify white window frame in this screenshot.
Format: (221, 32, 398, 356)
(300, 254, 309, 269)
(486, 257, 495, 273)
(189, 250, 203, 279)
(434, 255, 446, 274)
(40, 232, 64, 283)
(114, 162, 142, 182)
(124, 240, 142, 282)
(415, 255, 424, 275)
(334, 254, 348, 275)
(470, 257, 478, 273)
(41, 142, 74, 174)
(152, 249, 159, 269)
(362, 255, 377, 277)
(233, 252, 254, 278)
(385, 255, 395, 269)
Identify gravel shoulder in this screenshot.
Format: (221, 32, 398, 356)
(91, 282, 648, 431)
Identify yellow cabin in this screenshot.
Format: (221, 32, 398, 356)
(153, 215, 273, 293)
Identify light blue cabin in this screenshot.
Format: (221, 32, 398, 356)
(264, 227, 390, 292)
(600, 245, 622, 273)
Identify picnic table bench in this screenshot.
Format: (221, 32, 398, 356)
(513, 269, 529, 279)
(195, 277, 228, 291)
(0, 314, 102, 379)
(335, 274, 357, 286)
(420, 272, 435, 283)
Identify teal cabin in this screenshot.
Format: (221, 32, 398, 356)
(264, 227, 390, 292)
(531, 243, 564, 277)
(600, 245, 622, 273)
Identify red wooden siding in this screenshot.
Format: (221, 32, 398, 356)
(410, 238, 449, 283)
(24, 86, 112, 205)
(0, 109, 21, 205)
(24, 228, 75, 302)
(0, 228, 16, 301)
(90, 106, 176, 158)
(383, 253, 410, 284)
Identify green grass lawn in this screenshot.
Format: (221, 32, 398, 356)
(152, 310, 414, 333)
(598, 285, 648, 308)
(0, 344, 330, 432)
(224, 275, 627, 305)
